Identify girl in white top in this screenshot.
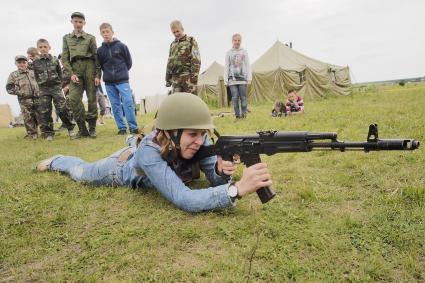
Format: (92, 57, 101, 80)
(224, 34, 252, 118)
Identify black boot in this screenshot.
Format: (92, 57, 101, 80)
(88, 119, 97, 139)
(72, 121, 89, 139)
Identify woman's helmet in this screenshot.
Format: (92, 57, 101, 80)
(155, 92, 215, 130)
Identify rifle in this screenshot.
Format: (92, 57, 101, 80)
(212, 124, 420, 204)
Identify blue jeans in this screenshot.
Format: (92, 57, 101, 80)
(229, 84, 247, 117)
(49, 155, 122, 186)
(49, 137, 137, 186)
(105, 82, 138, 131)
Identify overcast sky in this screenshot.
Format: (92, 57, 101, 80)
(1, 0, 424, 115)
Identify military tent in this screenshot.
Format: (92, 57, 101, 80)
(248, 41, 351, 102)
(141, 95, 167, 114)
(197, 61, 229, 107)
(0, 104, 14, 127)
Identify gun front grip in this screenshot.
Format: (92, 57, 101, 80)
(242, 154, 276, 204)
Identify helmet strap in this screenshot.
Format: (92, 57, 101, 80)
(168, 129, 184, 150)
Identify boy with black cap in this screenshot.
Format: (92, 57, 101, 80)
(62, 12, 101, 138)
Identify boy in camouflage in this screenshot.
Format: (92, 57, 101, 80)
(165, 20, 201, 94)
(6, 56, 41, 140)
(26, 47, 39, 70)
(33, 39, 76, 140)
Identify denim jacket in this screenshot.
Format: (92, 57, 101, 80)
(121, 131, 234, 213)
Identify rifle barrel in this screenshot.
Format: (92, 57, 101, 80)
(311, 139, 419, 151)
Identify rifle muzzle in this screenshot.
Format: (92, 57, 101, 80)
(375, 139, 420, 150)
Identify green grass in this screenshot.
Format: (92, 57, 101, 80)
(1, 83, 424, 282)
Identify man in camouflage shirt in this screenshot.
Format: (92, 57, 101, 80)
(165, 20, 201, 94)
(62, 12, 101, 138)
(33, 38, 75, 140)
(6, 55, 41, 140)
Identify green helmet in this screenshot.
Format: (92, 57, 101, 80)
(155, 92, 215, 130)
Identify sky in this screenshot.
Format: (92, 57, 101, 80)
(1, 0, 424, 115)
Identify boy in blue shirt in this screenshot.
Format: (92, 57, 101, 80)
(97, 22, 139, 135)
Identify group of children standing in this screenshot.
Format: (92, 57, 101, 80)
(6, 12, 138, 141)
(6, 42, 75, 140)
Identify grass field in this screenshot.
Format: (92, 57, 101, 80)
(1, 84, 424, 282)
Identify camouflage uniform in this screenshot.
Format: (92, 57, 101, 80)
(165, 35, 201, 94)
(27, 59, 34, 71)
(33, 54, 75, 136)
(6, 69, 41, 136)
(62, 31, 101, 134)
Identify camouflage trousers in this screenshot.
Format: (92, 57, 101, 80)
(18, 97, 41, 136)
(63, 92, 73, 119)
(171, 74, 198, 95)
(39, 85, 75, 136)
(69, 59, 98, 125)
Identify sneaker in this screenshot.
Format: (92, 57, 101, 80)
(241, 113, 247, 119)
(89, 129, 97, 139)
(68, 129, 76, 138)
(32, 134, 38, 140)
(126, 134, 135, 144)
(46, 135, 53, 141)
(129, 128, 139, 134)
(72, 131, 89, 139)
(117, 129, 127, 135)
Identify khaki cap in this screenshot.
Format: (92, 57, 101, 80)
(71, 12, 85, 20)
(15, 55, 28, 62)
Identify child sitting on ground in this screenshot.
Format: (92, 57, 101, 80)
(285, 89, 304, 115)
(271, 100, 286, 117)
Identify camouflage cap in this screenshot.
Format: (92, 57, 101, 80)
(71, 12, 85, 20)
(15, 55, 28, 62)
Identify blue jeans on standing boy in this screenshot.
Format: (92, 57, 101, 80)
(105, 82, 138, 131)
(229, 84, 247, 118)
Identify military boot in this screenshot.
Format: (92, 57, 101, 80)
(72, 121, 89, 139)
(88, 119, 97, 139)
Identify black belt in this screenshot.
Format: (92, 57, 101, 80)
(71, 57, 93, 62)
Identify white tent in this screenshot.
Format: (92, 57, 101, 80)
(197, 61, 229, 107)
(140, 95, 167, 114)
(0, 104, 14, 127)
